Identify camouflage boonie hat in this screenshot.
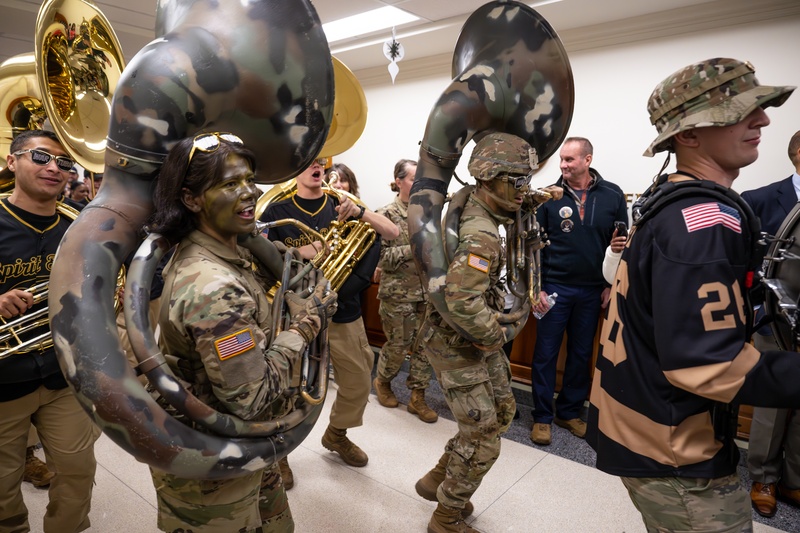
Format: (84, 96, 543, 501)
(468, 133, 538, 181)
(644, 58, 795, 157)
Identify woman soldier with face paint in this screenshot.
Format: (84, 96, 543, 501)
(147, 133, 337, 533)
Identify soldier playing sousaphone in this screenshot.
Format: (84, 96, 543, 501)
(414, 133, 561, 533)
(147, 133, 337, 532)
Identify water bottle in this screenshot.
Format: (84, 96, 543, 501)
(533, 292, 558, 320)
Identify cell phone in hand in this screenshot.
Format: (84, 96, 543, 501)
(614, 221, 628, 237)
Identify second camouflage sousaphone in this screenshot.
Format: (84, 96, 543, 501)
(408, 0, 574, 342)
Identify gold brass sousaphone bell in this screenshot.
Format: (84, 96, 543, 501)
(0, 0, 124, 179)
(36, 0, 125, 174)
(0, 53, 45, 190)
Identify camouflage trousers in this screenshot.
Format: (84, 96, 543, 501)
(377, 300, 432, 390)
(419, 321, 516, 509)
(151, 462, 293, 533)
(621, 473, 752, 533)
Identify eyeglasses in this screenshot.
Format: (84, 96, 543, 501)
(13, 149, 75, 172)
(500, 173, 533, 190)
(315, 157, 328, 167)
(184, 132, 244, 178)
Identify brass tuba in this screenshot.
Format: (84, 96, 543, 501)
(49, 0, 334, 479)
(408, 1, 574, 341)
(35, 0, 125, 173)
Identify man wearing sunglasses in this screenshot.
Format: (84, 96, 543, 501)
(530, 137, 627, 447)
(0, 129, 100, 532)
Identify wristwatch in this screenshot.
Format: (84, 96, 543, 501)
(356, 205, 366, 219)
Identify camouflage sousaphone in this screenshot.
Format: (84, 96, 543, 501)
(408, 0, 574, 341)
(48, 0, 334, 479)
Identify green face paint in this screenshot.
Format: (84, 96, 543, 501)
(196, 154, 260, 249)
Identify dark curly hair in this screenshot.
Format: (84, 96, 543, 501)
(9, 129, 62, 154)
(149, 135, 257, 243)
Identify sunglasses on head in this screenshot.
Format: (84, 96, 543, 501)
(500, 173, 533, 190)
(13, 149, 75, 172)
(184, 132, 245, 178)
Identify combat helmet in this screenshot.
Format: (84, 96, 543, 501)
(644, 58, 795, 157)
(468, 132, 537, 181)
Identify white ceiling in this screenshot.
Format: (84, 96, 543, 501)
(0, 0, 729, 73)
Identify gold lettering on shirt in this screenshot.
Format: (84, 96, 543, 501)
(0, 257, 43, 284)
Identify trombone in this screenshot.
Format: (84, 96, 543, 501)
(0, 282, 49, 359)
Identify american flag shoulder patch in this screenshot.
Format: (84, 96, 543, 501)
(214, 328, 256, 360)
(681, 202, 742, 234)
(467, 253, 490, 273)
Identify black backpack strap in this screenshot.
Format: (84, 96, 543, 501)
(633, 175, 761, 272)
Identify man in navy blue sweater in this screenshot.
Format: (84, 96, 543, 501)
(530, 137, 627, 445)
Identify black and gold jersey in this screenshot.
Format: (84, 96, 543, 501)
(261, 194, 337, 248)
(587, 180, 800, 479)
(0, 198, 72, 400)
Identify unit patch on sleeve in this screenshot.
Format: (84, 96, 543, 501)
(467, 253, 490, 273)
(682, 202, 742, 234)
(214, 329, 256, 360)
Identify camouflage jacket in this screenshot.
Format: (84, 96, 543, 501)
(431, 193, 511, 347)
(376, 195, 426, 303)
(159, 230, 305, 422)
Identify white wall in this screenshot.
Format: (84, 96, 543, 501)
(336, 15, 800, 211)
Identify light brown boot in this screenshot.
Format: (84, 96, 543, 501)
(530, 423, 551, 445)
(415, 454, 474, 518)
(23, 446, 54, 488)
(321, 425, 368, 467)
(373, 377, 398, 408)
(427, 503, 480, 533)
(278, 456, 294, 490)
(408, 389, 438, 423)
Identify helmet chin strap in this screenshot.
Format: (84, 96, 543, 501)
(480, 180, 521, 213)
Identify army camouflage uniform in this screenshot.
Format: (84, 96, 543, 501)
(417, 193, 516, 510)
(154, 230, 302, 533)
(375, 195, 431, 389)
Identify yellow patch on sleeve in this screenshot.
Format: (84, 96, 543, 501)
(214, 328, 256, 360)
(467, 253, 490, 273)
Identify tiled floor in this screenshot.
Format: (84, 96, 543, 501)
(21, 382, 788, 533)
